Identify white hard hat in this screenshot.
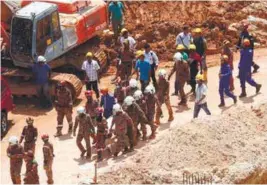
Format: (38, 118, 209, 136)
(77, 106, 86, 114)
(123, 96, 135, 106)
(129, 79, 137, 88)
(9, 136, 18, 146)
(37, 56, 47, 62)
(133, 90, 143, 100)
(113, 103, 122, 115)
(158, 69, 167, 77)
(173, 52, 183, 62)
(144, 84, 156, 94)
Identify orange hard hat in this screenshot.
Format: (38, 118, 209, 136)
(243, 39, 250, 46)
(85, 90, 93, 97)
(41, 134, 49, 140)
(100, 87, 108, 94)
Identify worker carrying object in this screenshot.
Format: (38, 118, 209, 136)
(24, 150, 40, 184)
(54, 81, 73, 137)
(41, 134, 54, 184)
(19, 117, 38, 154)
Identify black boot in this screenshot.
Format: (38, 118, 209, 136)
(129, 144, 134, 152)
(218, 102, 225, 107)
(239, 88, 247, 98)
(233, 96, 237, 104)
(68, 123, 73, 134)
(252, 63, 260, 73)
(123, 147, 129, 154)
(256, 84, 262, 94)
(97, 151, 103, 161)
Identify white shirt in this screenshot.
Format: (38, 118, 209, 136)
(120, 36, 136, 51)
(81, 60, 100, 82)
(195, 83, 208, 104)
(144, 51, 159, 65)
(176, 32, 192, 49)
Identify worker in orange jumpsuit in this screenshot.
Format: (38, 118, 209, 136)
(24, 150, 39, 184)
(54, 81, 73, 137)
(94, 107, 108, 161)
(41, 134, 54, 184)
(7, 136, 24, 184)
(19, 117, 38, 154)
(73, 107, 95, 159)
(155, 69, 174, 125)
(222, 40, 234, 91)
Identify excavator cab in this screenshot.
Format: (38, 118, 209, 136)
(10, 2, 63, 67)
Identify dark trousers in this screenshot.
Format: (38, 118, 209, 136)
(189, 63, 199, 92)
(239, 71, 257, 89)
(140, 80, 149, 93)
(150, 64, 157, 89)
(193, 102, 211, 118)
(219, 80, 235, 104)
(86, 81, 99, 98)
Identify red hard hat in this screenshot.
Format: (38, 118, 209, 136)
(96, 107, 104, 114)
(85, 90, 93, 97)
(41, 134, 49, 140)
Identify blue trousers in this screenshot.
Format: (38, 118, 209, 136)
(239, 70, 257, 89)
(104, 109, 112, 119)
(219, 80, 235, 103)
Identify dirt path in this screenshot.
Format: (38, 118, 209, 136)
(1, 48, 267, 184)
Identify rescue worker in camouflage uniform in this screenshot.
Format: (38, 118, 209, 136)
(125, 78, 139, 96)
(155, 69, 174, 125)
(73, 107, 95, 159)
(114, 77, 127, 105)
(144, 85, 161, 139)
(41, 134, 54, 184)
(168, 52, 190, 106)
(54, 81, 73, 137)
(7, 136, 24, 184)
(19, 117, 38, 154)
(123, 96, 148, 143)
(94, 107, 108, 161)
(110, 103, 133, 156)
(24, 150, 39, 184)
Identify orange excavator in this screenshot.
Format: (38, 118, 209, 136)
(1, 0, 109, 99)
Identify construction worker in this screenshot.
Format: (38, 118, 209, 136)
(100, 87, 116, 119)
(19, 117, 38, 154)
(193, 28, 208, 82)
(236, 22, 260, 73)
(108, 1, 125, 39)
(168, 52, 190, 106)
(133, 50, 151, 92)
(85, 90, 99, 124)
(238, 39, 262, 98)
(218, 55, 237, 107)
(175, 25, 193, 55)
(41, 134, 54, 184)
(126, 78, 139, 96)
(123, 96, 148, 142)
(7, 136, 24, 184)
(94, 107, 108, 161)
(54, 81, 73, 137)
(188, 44, 201, 94)
(194, 74, 211, 118)
(222, 40, 234, 91)
(144, 43, 159, 90)
(110, 103, 133, 156)
(24, 150, 39, 184)
(114, 77, 127, 105)
(155, 69, 174, 124)
(144, 85, 160, 139)
(73, 107, 95, 159)
(120, 28, 137, 51)
(82, 52, 100, 99)
(119, 39, 135, 81)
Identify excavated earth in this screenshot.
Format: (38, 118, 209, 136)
(98, 102, 267, 184)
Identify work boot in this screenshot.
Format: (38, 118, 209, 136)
(142, 134, 147, 141)
(239, 88, 247, 98)
(129, 144, 134, 152)
(233, 96, 237, 104)
(155, 120, 160, 125)
(97, 151, 103, 162)
(68, 123, 73, 134)
(171, 92, 178, 96)
(168, 115, 174, 122)
(86, 154, 91, 160)
(218, 102, 225, 107)
(252, 63, 260, 73)
(256, 84, 262, 94)
(47, 180, 54, 184)
(54, 129, 62, 137)
(113, 152, 118, 157)
(178, 100, 187, 106)
(149, 133, 156, 139)
(80, 150, 86, 157)
(123, 147, 129, 154)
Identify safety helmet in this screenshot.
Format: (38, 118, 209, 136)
(136, 50, 145, 58)
(133, 90, 143, 100)
(9, 136, 18, 146)
(121, 28, 128, 34)
(222, 55, 229, 61)
(96, 107, 104, 114)
(37, 56, 46, 63)
(77, 106, 86, 114)
(173, 52, 183, 62)
(193, 28, 202, 33)
(129, 79, 138, 88)
(176, 44, 185, 51)
(26, 117, 34, 124)
(123, 96, 135, 106)
(196, 74, 204, 81)
(189, 44, 196, 50)
(86, 52, 93, 57)
(243, 39, 250, 47)
(100, 87, 108, 94)
(85, 90, 93, 97)
(41, 134, 49, 141)
(144, 84, 156, 94)
(113, 103, 122, 115)
(158, 69, 167, 77)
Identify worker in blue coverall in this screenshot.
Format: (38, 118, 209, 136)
(218, 55, 237, 107)
(238, 39, 262, 98)
(100, 87, 116, 119)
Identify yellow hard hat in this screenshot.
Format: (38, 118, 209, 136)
(121, 28, 128, 34)
(86, 52, 93, 57)
(194, 28, 202, 33)
(222, 55, 229, 61)
(196, 74, 204, 81)
(189, 44, 196, 50)
(136, 50, 145, 57)
(176, 44, 185, 50)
